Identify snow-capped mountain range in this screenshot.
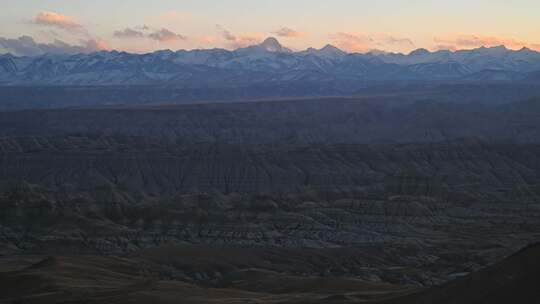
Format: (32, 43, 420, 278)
(1, 37, 540, 85)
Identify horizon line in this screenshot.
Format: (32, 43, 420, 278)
(1, 36, 538, 58)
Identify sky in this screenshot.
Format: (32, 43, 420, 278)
(1, 0, 540, 56)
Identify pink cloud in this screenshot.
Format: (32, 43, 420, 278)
(198, 35, 218, 45)
(230, 34, 264, 48)
(216, 26, 264, 49)
(83, 38, 109, 51)
(329, 32, 414, 53)
(33, 12, 83, 31)
(159, 10, 191, 21)
(273, 27, 306, 39)
(434, 35, 540, 51)
(329, 33, 372, 53)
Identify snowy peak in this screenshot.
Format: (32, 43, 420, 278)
(238, 37, 292, 54)
(461, 45, 509, 58)
(260, 37, 285, 52)
(302, 44, 345, 59)
(409, 48, 431, 56)
(319, 44, 345, 57)
(0, 53, 16, 59)
(518, 47, 533, 53)
(2, 43, 540, 85)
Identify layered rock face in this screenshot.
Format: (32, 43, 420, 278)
(2, 98, 540, 286)
(1, 137, 540, 284)
(1, 138, 540, 196)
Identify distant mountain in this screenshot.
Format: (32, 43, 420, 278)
(1, 38, 540, 85)
(239, 37, 293, 53)
(300, 44, 346, 60)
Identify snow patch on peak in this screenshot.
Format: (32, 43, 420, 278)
(409, 48, 431, 56)
(301, 44, 345, 59)
(237, 37, 292, 54)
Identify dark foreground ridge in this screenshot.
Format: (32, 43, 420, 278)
(0, 243, 538, 304)
(388, 243, 540, 304)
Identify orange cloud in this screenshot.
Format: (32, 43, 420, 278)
(434, 35, 540, 51)
(231, 34, 264, 48)
(329, 33, 372, 53)
(33, 12, 82, 31)
(198, 35, 218, 45)
(83, 39, 109, 51)
(216, 26, 264, 49)
(273, 27, 306, 39)
(329, 32, 414, 53)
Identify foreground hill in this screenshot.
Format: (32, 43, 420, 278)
(391, 243, 540, 304)
(0, 243, 538, 304)
(0, 252, 416, 304)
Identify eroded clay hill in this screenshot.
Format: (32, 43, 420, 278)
(1, 98, 540, 287)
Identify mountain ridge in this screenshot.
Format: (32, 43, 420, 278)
(1, 37, 540, 85)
